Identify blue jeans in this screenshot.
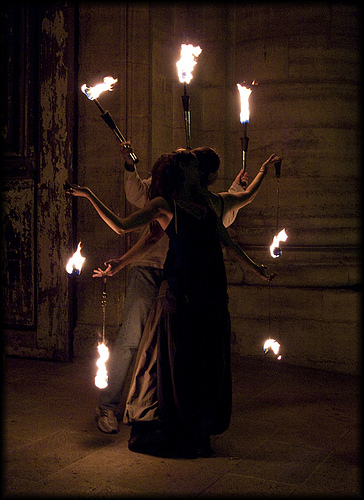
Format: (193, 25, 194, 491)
(99, 266, 164, 411)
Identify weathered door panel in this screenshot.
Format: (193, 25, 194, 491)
(2, 4, 77, 361)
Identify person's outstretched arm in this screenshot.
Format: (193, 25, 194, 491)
(221, 169, 248, 226)
(215, 213, 276, 281)
(65, 184, 171, 233)
(93, 224, 165, 278)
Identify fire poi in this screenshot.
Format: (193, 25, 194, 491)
(65, 241, 109, 385)
(66, 242, 86, 276)
(176, 44, 202, 149)
(95, 276, 109, 389)
(270, 157, 288, 258)
(81, 76, 138, 163)
(95, 342, 109, 389)
(265, 159, 286, 357)
(263, 338, 282, 360)
(270, 228, 288, 258)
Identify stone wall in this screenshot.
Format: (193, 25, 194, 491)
(74, 4, 360, 374)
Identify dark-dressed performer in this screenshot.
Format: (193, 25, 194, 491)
(66, 149, 279, 457)
(92, 143, 248, 434)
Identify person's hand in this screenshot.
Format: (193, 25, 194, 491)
(233, 169, 249, 188)
(92, 257, 125, 278)
(256, 264, 277, 281)
(120, 141, 135, 167)
(64, 180, 91, 198)
(260, 154, 282, 173)
(92, 264, 112, 278)
(105, 258, 125, 276)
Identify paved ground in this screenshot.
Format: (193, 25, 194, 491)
(3, 354, 360, 498)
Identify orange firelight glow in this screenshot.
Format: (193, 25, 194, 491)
(66, 242, 86, 275)
(81, 76, 118, 101)
(263, 338, 282, 360)
(95, 342, 109, 389)
(176, 44, 202, 84)
(270, 228, 288, 258)
(237, 83, 252, 124)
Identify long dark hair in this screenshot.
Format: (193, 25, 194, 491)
(148, 150, 197, 200)
(192, 147, 220, 187)
(147, 150, 197, 235)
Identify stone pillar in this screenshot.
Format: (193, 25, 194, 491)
(74, 4, 360, 373)
(226, 4, 360, 373)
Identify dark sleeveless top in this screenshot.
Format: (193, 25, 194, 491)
(163, 194, 228, 305)
(157, 193, 231, 438)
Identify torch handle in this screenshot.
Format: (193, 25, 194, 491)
(184, 111, 191, 149)
(181, 94, 191, 149)
(99, 109, 139, 164)
(240, 135, 249, 174)
(242, 152, 247, 174)
(274, 159, 282, 178)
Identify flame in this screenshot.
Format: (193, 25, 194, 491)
(270, 228, 288, 258)
(237, 84, 252, 124)
(66, 242, 86, 275)
(176, 44, 202, 84)
(95, 342, 109, 389)
(263, 338, 282, 360)
(81, 76, 118, 101)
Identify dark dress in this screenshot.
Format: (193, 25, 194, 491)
(124, 194, 232, 456)
(158, 197, 232, 441)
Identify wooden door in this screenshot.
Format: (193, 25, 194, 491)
(2, 4, 77, 361)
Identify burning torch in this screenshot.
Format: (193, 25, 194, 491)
(176, 44, 202, 149)
(95, 276, 109, 389)
(81, 76, 138, 164)
(237, 83, 252, 176)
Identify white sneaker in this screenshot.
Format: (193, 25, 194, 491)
(95, 407, 118, 433)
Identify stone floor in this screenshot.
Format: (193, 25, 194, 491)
(3, 354, 360, 498)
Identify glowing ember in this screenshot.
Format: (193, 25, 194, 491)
(81, 76, 118, 101)
(237, 84, 252, 124)
(95, 342, 109, 389)
(66, 242, 86, 275)
(176, 44, 202, 84)
(270, 228, 288, 258)
(263, 338, 282, 360)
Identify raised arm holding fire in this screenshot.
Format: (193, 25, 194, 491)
(119, 142, 281, 226)
(87, 142, 281, 281)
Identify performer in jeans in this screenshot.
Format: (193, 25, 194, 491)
(94, 143, 251, 433)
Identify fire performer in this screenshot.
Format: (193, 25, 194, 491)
(88, 144, 247, 434)
(90, 143, 268, 435)
(66, 149, 279, 457)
